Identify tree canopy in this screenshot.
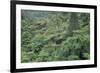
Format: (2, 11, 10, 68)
(21, 10, 90, 63)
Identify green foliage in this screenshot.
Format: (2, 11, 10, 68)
(67, 55, 80, 60)
(21, 10, 90, 63)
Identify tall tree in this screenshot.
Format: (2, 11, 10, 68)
(68, 13, 79, 35)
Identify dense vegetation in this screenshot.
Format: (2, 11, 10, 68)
(21, 10, 90, 63)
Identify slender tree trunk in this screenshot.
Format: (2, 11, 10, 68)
(68, 13, 79, 35)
